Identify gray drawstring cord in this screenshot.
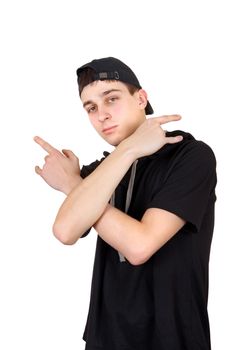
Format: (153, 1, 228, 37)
(110, 160, 138, 262)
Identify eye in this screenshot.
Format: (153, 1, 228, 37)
(107, 96, 118, 103)
(87, 105, 97, 114)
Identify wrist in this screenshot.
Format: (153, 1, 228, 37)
(117, 138, 139, 162)
(64, 175, 83, 195)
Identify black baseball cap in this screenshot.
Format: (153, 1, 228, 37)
(76, 57, 154, 115)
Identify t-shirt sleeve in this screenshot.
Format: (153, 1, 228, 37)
(145, 141, 217, 232)
(79, 152, 109, 237)
(80, 151, 109, 179)
(80, 160, 100, 179)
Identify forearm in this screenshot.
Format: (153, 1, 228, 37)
(93, 204, 146, 265)
(53, 142, 137, 244)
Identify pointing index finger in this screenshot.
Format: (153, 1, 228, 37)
(33, 136, 57, 154)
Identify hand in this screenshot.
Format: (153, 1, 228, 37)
(34, 136, 81, 194)
(122, 115, 183, 159)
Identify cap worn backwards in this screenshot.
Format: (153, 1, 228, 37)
(76, 57, 154, 115)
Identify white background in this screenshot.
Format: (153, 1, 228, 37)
(0, 0, 232, 349)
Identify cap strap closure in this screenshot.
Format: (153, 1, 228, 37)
(95, 71, 120, 80)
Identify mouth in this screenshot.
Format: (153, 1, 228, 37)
(102, 125, 118, 134)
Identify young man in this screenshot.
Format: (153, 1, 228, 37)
(34, 57, 217, 350)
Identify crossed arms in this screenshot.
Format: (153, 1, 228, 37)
(34, 115, 185, 265)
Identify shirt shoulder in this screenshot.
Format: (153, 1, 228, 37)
(151, 130, 216, 173)
(174, 136, 217, 178)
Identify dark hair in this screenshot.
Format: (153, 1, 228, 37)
(78, 67, 140, 96)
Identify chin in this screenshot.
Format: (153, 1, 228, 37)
(103, 135, 122, 147)
(107, 139, 120, 147)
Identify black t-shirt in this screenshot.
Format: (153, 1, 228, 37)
(80, 131, 217, 350)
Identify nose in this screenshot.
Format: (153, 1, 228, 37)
(98, 107, 111, 122)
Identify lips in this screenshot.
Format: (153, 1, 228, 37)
(102, 125, 118, 134)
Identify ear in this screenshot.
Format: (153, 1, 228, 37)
(137, 89, 148, 110)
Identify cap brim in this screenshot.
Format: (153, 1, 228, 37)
(145, 100, 154, 115)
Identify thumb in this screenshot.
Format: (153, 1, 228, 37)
(35, 165, 42, 175)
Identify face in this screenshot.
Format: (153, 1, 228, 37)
(80, 80, 147, 146)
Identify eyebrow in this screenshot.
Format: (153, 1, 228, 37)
(83, 89, 122, 108)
